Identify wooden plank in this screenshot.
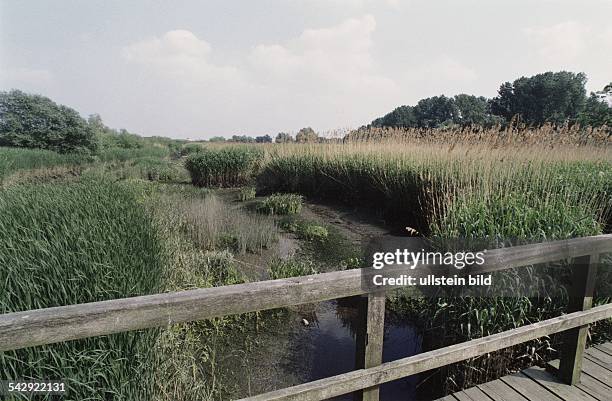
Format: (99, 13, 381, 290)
(361, 292, 386, 401)
(478, 379, 528, 401)
(523, 367, 598, 400)
(453, 386, 491, 401)
(581, 358, 612, 384)
(435, 396, 458, 401)
(238, 305, 612, 401)
(500, 372, 563, 401)
(547, 359, 611, 400)
(593, 342, 612, 356)
(558, 253, 598, 385)
(0, 234, 610, 351)
(585, 347, 612, 369)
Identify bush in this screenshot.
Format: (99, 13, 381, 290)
(238, 186, 256, 201)
(0, 90, 97, 153)
(256, 193, 303, 215)
(185, 147, 263, 187)
(0, 178, 165, 399)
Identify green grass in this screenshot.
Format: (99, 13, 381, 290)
(185, 147, 263, 187)
(0, 147, 91, 182)
(0, 178, 165, 400)
(268, 257, 318, 280)
(256, 193, 303, 215)
(237, 186, 256, 201)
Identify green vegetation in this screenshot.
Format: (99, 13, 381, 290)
(185, 147, 263, 187)
(0, 178, 164, 400)
(268, 257, 318, 280)
(256, 193, 303, 215)
(0, 147, 91, 183)
(372, 71, 611, 129)
(0, 90, 97, 153)
(238, 186, 256, 201)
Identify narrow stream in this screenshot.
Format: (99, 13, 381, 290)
(288, 299, 422, 401)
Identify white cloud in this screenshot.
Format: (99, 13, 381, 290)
(120, 17, 399, 136)
(523, 21, 589, 62)
(122, 30, 241, 84)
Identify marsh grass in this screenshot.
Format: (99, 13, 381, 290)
(185, 147, 263, 187)
(256, 193, 303, 215)
(0, 178, 165, 400)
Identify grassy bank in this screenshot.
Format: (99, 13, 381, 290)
(0, 178, 165, 400)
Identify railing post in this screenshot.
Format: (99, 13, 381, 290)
(354, 292, 386, 401)
(557, 253, 598, 385)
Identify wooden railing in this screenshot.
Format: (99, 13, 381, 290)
(1, 234, 611, 400)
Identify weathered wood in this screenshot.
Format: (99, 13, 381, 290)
(470, 234, 612, 274)
(1, 234, 611, 352)
(594, 342, 612, 356)
(478, 379, 529, 401)
(453, 386, 490, 401)
(361, 292, 386, 401)
(580, 358, 612, 384)
(558, 253, 599, 385)
(0, 268, 364, 352)
(523, 367, 598, 401)
(500, 372, 563, 401)
(549, 357, 612, 400)
(584, 347, 612, 369)
(238, 304, 612, 401)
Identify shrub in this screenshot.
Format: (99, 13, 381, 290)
(256, 193, 303, 215)
(268, 257, 318, 279)
(185, 147, 263, 187)
(0, 178, 165, 399)
(300, 224, 328, 241)
(238, 186, 256, 201)
(0, 90, 97, 153)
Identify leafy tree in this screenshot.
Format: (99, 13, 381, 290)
(295, 127, 318, 143)
(412, 95, 458, 128)
(89, 114, 143, 149)
(208, 136, 226, 142)
(578, 84, 612, 128)
(453, 94, 502, 127)
(0, 90, 97, 153)
(230, 135, 255, 143)
(490, 71, 587, 125)
(371, 105, 416, 128)
(255, 134, 272, 143)
(275, 132, 294, 143)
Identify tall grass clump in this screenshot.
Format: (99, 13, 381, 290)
(185, 146, 263, 187)
(256, 193, 303, 215)
(0, 178, 165, 400)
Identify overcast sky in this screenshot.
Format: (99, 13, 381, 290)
(1, 0, 611, 139)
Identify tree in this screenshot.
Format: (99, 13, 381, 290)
(255, 134, 272, 143)
(0, 90, 97, 153)
(209, 136, 226, 142)
(490, 71, 587, 125)
(453, 94, 502, 127)
(275, 132, 294, 143)
(371, 105, 416, 128)
(295, 127, 318, 143)
(230, 135, 255, 143)
(577, 83, 612, 128)
(412, 95, 458, 128)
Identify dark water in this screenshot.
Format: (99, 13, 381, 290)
(290, 299, 422, 401)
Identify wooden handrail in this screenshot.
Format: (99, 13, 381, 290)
(1, 234, 610, 352)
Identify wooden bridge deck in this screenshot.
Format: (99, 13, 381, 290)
(436, 342, 612, 401)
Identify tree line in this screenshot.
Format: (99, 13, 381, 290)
(371, 71, 611, 130)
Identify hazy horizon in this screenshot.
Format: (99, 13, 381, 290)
(1, 0, 611, 139)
